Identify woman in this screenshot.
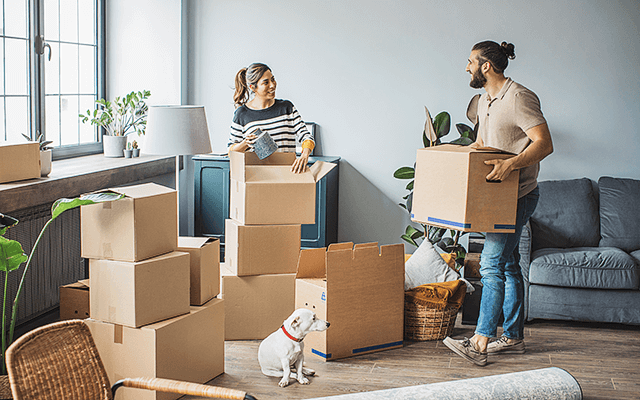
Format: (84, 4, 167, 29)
(228, 63, 315, 174)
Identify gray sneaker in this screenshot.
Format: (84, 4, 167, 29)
(487, 336, 526, 354)
(442, 336, 487, 366)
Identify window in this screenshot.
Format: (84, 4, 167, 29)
(1, 0, 104, 159)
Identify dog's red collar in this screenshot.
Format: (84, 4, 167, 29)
(281, 325, 303, 342)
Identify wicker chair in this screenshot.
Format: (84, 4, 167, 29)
(5, 320, 256, 400)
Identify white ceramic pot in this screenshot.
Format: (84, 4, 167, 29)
(40, 149, 52, 177)
(103, 135, 127, 158)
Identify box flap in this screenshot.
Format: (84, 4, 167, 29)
(108, 182, 175, 199)
(245, 165, 315, 184)
(328, 242, 353, 251)
(230, 151, 297, 182)
(178, 236, 213, 249)
(296, 248, 327, 279)
(78, 279, 90, 288)
(310, 161, 336, 182)
(353, 242, 379, 250)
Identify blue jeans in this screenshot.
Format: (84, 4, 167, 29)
(475, 187, 539, 340)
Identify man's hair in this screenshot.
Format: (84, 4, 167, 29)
(472, 41, 516, 74)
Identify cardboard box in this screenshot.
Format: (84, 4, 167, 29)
(295, 242, 405, 361)
(411, 144, 520, 233)
(463, 252, 482, 279)
(81, 183, 178, 262)
(86, 298, 224, 400)
(59, 280, 90, 320)
(0, 142, 40, 184)
(177, 236, 220, 306)
(229, 151, 335, 225)
(90, 251, 190, 328)
(220, 264, 295, 340)
(224, 219, 301, 276)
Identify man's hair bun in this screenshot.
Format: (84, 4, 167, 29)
(501, 42, 516, 60)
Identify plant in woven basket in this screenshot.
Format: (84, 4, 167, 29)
(0, 192, 125, 373)
(394, 106, 477, 269)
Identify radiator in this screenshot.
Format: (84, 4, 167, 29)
(2, 203, 85, 326)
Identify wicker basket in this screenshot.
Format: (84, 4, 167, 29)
(404, 298, 461, 341)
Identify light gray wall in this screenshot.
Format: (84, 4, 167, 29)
(112, 0, 639, 248)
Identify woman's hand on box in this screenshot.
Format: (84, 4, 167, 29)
(291, 148, 311, 174)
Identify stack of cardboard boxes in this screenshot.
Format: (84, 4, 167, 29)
(220, 151, 335, 340)
(79, 183, 224, 400)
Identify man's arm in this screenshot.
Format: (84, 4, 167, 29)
(484, 123, 553, 182)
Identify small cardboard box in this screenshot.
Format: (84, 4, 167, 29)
(81, 183, 178, 262)
(177, 236, 220, 306)
(295, 242, 405, 361)
(86, 298, 224, 400)
(229, 151, 335, 225)
(411, 144, 520, 233)
(0, 142, 40, 184)
(59, 279, 90, 320)
(220, 264, 295, 340)
(224, 219, 301, 276)
(90, 251, 190, 328)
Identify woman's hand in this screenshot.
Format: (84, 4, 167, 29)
(291, 148, 311, 174)
(232, 133, 258, 152)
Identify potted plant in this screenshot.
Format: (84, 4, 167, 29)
(393, 106, 477, 269)
(124, 142, 133, 158)
(131, 140, 140, 157)
(0, 192, 124, 381)
(21, 132, 53, 177)
(79, 90, 151, 158)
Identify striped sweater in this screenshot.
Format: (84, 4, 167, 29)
(228, 99, 314, 152)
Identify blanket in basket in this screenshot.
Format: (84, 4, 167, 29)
(405, 280, 466, 309)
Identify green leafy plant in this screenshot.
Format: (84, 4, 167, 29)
(0, 192, 125, 373)
(394, 106, 478, 266)
(21, 131, 53, 151)
(79, 90, 151, 136)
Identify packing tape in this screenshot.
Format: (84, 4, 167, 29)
(103, 243, 113, 258)
(114, 324, 123, 344)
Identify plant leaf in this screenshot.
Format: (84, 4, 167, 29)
(51, 192, 125, 220)
(393, 167, 415, 179)
(405, 180, 414, 191)
(433, 112, 451, 138)
(400, 234, 418, 247)
(449, 137, 474, 145)
(0, 214, 19, 231)
(423, 106, 437, 144)
(456, 123, 474, 138)
(0, 236, 28, 272)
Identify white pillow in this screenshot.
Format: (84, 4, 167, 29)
(405, 240, 475, 293)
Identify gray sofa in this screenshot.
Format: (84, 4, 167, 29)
(519, 177, 640, 325)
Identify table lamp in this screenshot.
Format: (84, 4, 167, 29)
(143, 105, 212, 234)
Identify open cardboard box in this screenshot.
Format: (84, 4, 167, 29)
(90, 251, 190, 328)
(224, 219, 300, 276)
(295, 242, 405, 361)
(229, 151, 335, 225)
(81, 183, 178, 262)
(0, 142, 40, 184)
(59, 279, 90, 320)
(86, 298, 224, 400)
(411, 144, 520, 233)
(220, 263, 295, 340)
(178, 236, 220, 305)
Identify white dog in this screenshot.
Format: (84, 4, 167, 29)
(258, 308, 330, 387)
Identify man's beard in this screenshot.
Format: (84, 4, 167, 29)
(469, 68, 487, 89)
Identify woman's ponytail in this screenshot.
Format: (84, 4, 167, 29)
(233, 68, 249, 108)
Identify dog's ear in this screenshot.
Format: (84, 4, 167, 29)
(291, 316, 301, 328)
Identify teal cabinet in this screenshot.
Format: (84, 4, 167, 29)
(194, 155, 340, 261)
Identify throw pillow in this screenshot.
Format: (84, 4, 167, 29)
(404, 240, 460, 291)
(599, 177, 640, 252)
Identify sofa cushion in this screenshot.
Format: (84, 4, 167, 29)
(632, 249, 640, 266)
(530, 178, 600, 251)
(529, 247, 640, 290)
(599, 177, 640, 252)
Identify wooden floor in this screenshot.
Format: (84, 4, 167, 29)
(184, 315, 640, 400)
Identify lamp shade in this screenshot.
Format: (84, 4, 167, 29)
(144, 105, 212, 155)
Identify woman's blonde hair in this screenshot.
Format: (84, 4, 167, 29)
(233, 63, 271, 108)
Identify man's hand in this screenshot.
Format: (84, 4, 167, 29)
(291, 148, 311, 174)
(484, 158, 514, 182)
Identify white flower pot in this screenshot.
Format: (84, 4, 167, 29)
(40, 149, 52, 177)
(103, 135, 127, 158)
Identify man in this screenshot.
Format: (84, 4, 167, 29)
(442, 41, 554, 366)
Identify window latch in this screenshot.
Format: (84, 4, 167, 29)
(34, 35, 51, 61)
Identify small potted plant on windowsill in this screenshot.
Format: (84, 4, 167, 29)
(131, 140, 140, 157)
(79, 90, 150, 158)
(21, 132, 53, 177)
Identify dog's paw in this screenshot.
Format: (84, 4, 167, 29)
(278, 377, 291, 387)
(297, 376, 310, 385)
(302, 367, 316, 376)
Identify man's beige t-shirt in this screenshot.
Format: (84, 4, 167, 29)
(467, 78, 547, 198)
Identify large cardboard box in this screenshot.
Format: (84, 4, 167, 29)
(220, 264, 295, 340)
(177, 236, 220, 305)
(0, 142, 40, 183)
(90, 251, 190, 328)
(295, 242, 405, 361)
(81, 183, 178, 262)
(59, 280, 90, 320)
(224, 219, 301, 276)
(229, 151, 335, 225)
(86, 298, 224, 400)
(411, 144, 520, 233)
